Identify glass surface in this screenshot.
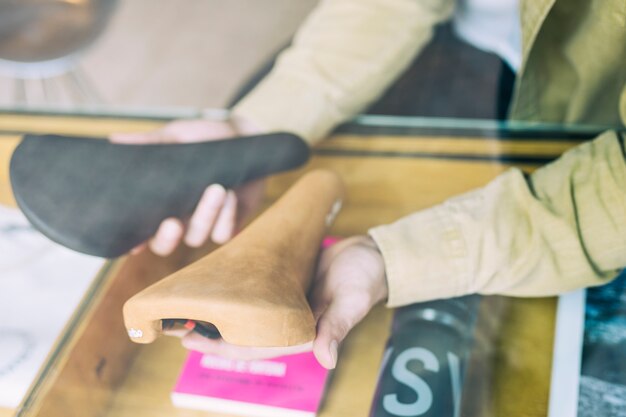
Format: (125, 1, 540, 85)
(0, 103, 620, 135)
(1, 2, 624, 415)
(0, 106, 621, 417)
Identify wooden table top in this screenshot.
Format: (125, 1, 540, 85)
(0, 111, 594, 417)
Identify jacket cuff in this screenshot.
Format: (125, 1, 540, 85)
(369, 202, 472, 308)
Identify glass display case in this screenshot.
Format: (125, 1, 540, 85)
(0, 105, 618, 417)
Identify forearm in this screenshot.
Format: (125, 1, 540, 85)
(232, 0, 455, 145)
(370, 131, 626, 307)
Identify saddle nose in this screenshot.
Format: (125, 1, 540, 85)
(123, 169, 345, 347)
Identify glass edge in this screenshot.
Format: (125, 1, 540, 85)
(349, 114, 623, 135)
(0, 105, 206, 121)
(16, 259, 119, 416)
(0, 105, 621, 134)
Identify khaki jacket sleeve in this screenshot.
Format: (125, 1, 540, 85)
(232, 0, 455, 145)
(369, 131, 626, 307)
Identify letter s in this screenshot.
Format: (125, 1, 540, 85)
(382, 347, 439, 416)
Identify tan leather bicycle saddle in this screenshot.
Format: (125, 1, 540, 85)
(123, 170, 345, 347)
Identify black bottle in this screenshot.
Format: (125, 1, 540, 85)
(369, 295, 481, 417)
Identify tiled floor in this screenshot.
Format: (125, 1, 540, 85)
(0, 0, 317, 109)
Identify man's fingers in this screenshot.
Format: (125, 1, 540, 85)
(313, 294, 372, 369)
(181, 333, 313, 360)
(130, 242, 147, 255)
(161, 119, 236, 142)
(211, 191, 237, 244)
(110, 119, 240, 145)
(150, 218, 184, 256)
(162, 327, 193, 338)
(234, 179, 265, 222)
(109, 130, 171, 144)
(313, 304, 351, 370)
(184, 184, 227, 247)
(108, 118, 264, 256)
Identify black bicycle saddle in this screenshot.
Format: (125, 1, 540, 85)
(10, 133, 309, 258)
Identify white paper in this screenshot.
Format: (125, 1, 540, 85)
(548, 290, 585, 417)
(548, 272, 626, 417)
(0, 206, 105, 408)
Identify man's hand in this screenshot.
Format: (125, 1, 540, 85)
(309, 235, 388, 368)
(110, 118, 265, 255)
(165, 235, 388, 369)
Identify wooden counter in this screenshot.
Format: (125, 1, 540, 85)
(0, 111, 589, 417)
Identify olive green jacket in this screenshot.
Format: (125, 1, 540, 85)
(510, 0, 626, 126)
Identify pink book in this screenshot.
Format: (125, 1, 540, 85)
(171, 351, 329, 417)
(171, 237, 338, 417)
